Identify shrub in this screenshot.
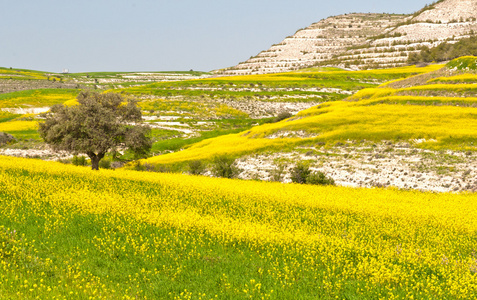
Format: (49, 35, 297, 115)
(408, 36, 477, 64)
(0, 132, 16, 145)
(306, 171, 335, 186)
(269, 163, 286, 182)
(188, 160, 206, 175)
(290, 162, 311, 184)
(291, 162, 335, 185)
(99, 158, 112, 169)
(72, 155, 87, 166)
(134, 161, 156, 172)
(273, 111, 292, 123)
(211, 155, 240, 179)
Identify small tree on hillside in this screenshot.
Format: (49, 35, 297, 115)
(39, 91, 152, 170)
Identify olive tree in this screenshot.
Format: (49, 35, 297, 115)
(39, 91, 152, 170)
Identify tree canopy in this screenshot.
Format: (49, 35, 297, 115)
(39, 91, 152, 170)
(408, 35, 477, 64)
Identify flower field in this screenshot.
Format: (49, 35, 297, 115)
(143, 97, 477, 167)
(0, 67, 48, 80)
(141, 58, 477, 168)
(1, 156, 476, 299)
(0, 89, 78, 109)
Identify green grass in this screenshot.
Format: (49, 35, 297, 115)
(150, 118, 272, 154)
(446, 56, 477, 70)
(0, 111, 20, 123)
(0, 89, 80, 108)
(0, 67, 50, 80)
(4, 129, 41, 141)
(117, 66, 440, 104)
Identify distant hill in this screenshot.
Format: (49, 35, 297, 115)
(220, 0, 477, 75)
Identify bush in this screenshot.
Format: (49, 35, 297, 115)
(306, 171, 335, 186)
(211, 155, 240, 178)
(408, 35, 477, 64)
(290, 162, 311, 184)
(99, 158, 112, 169)
(291, 162, 335, 185)
(273, 111, 292, 123)
(0, 132, 16, 145)
(72, 155, 87, 166)
(269, 163, 286, 182)
(134, 161, 156, 172)
(188, 160, 206, 175)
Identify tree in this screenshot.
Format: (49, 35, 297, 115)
(39, 91, 152, 170)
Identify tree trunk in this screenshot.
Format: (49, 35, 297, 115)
(88, 152, 105, 171)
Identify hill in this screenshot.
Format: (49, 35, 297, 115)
(0, 64, 431, 160)
(139, 57, 477, 193)
(1, 58, 477, 192)
(220, 0, 477, 75)
(0, 68, 211, 95)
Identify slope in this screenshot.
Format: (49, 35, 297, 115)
(222, 0, 477, 74)
(140, 57, 477, 192)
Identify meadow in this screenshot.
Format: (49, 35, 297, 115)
(1, 156, 476, 299)
(0, 89, 79, 109)
(141, 58, 477, 169)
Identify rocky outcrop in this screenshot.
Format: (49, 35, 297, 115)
(220, 0, 477, 74)
(0, 132, 16, 145)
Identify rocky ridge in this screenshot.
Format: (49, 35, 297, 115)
(220, 0, 477, 74)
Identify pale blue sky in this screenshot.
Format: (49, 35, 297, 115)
(1, 0, 434, 72)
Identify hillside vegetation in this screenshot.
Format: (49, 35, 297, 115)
(3, 60, 477, 191)
(120, 58, 477, 193)
(142, 59, 477, 165)
(0, 64, 436, 160)
(408, 36, 477, 64)
(1, 156, 476, 299)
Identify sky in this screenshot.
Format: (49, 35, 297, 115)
(1, 0, 435, 73)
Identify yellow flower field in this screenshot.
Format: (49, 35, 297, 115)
(0, 89, 78, 109)
(143, 96, 477, 166)
(0, 156, 476, 298)
(0, 120, 38, 132)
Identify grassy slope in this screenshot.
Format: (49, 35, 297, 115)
(122, 65, 440, 102)
(0, 89, 79, 108)
(141, 59, 477, 168)
(1, 156, 476, 299)
(0, 67, 50, 80)
(0, 64, 437, 157)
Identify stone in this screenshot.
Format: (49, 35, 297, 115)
(0, 132, 16, 145)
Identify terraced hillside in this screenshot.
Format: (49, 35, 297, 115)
(219, 13, 407, 75)
(0, 65, 432, 161)
(142, 57, 477, 193)
(222, 0, 477, 74)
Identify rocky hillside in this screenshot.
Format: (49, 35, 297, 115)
(221, 0, 477, 75)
